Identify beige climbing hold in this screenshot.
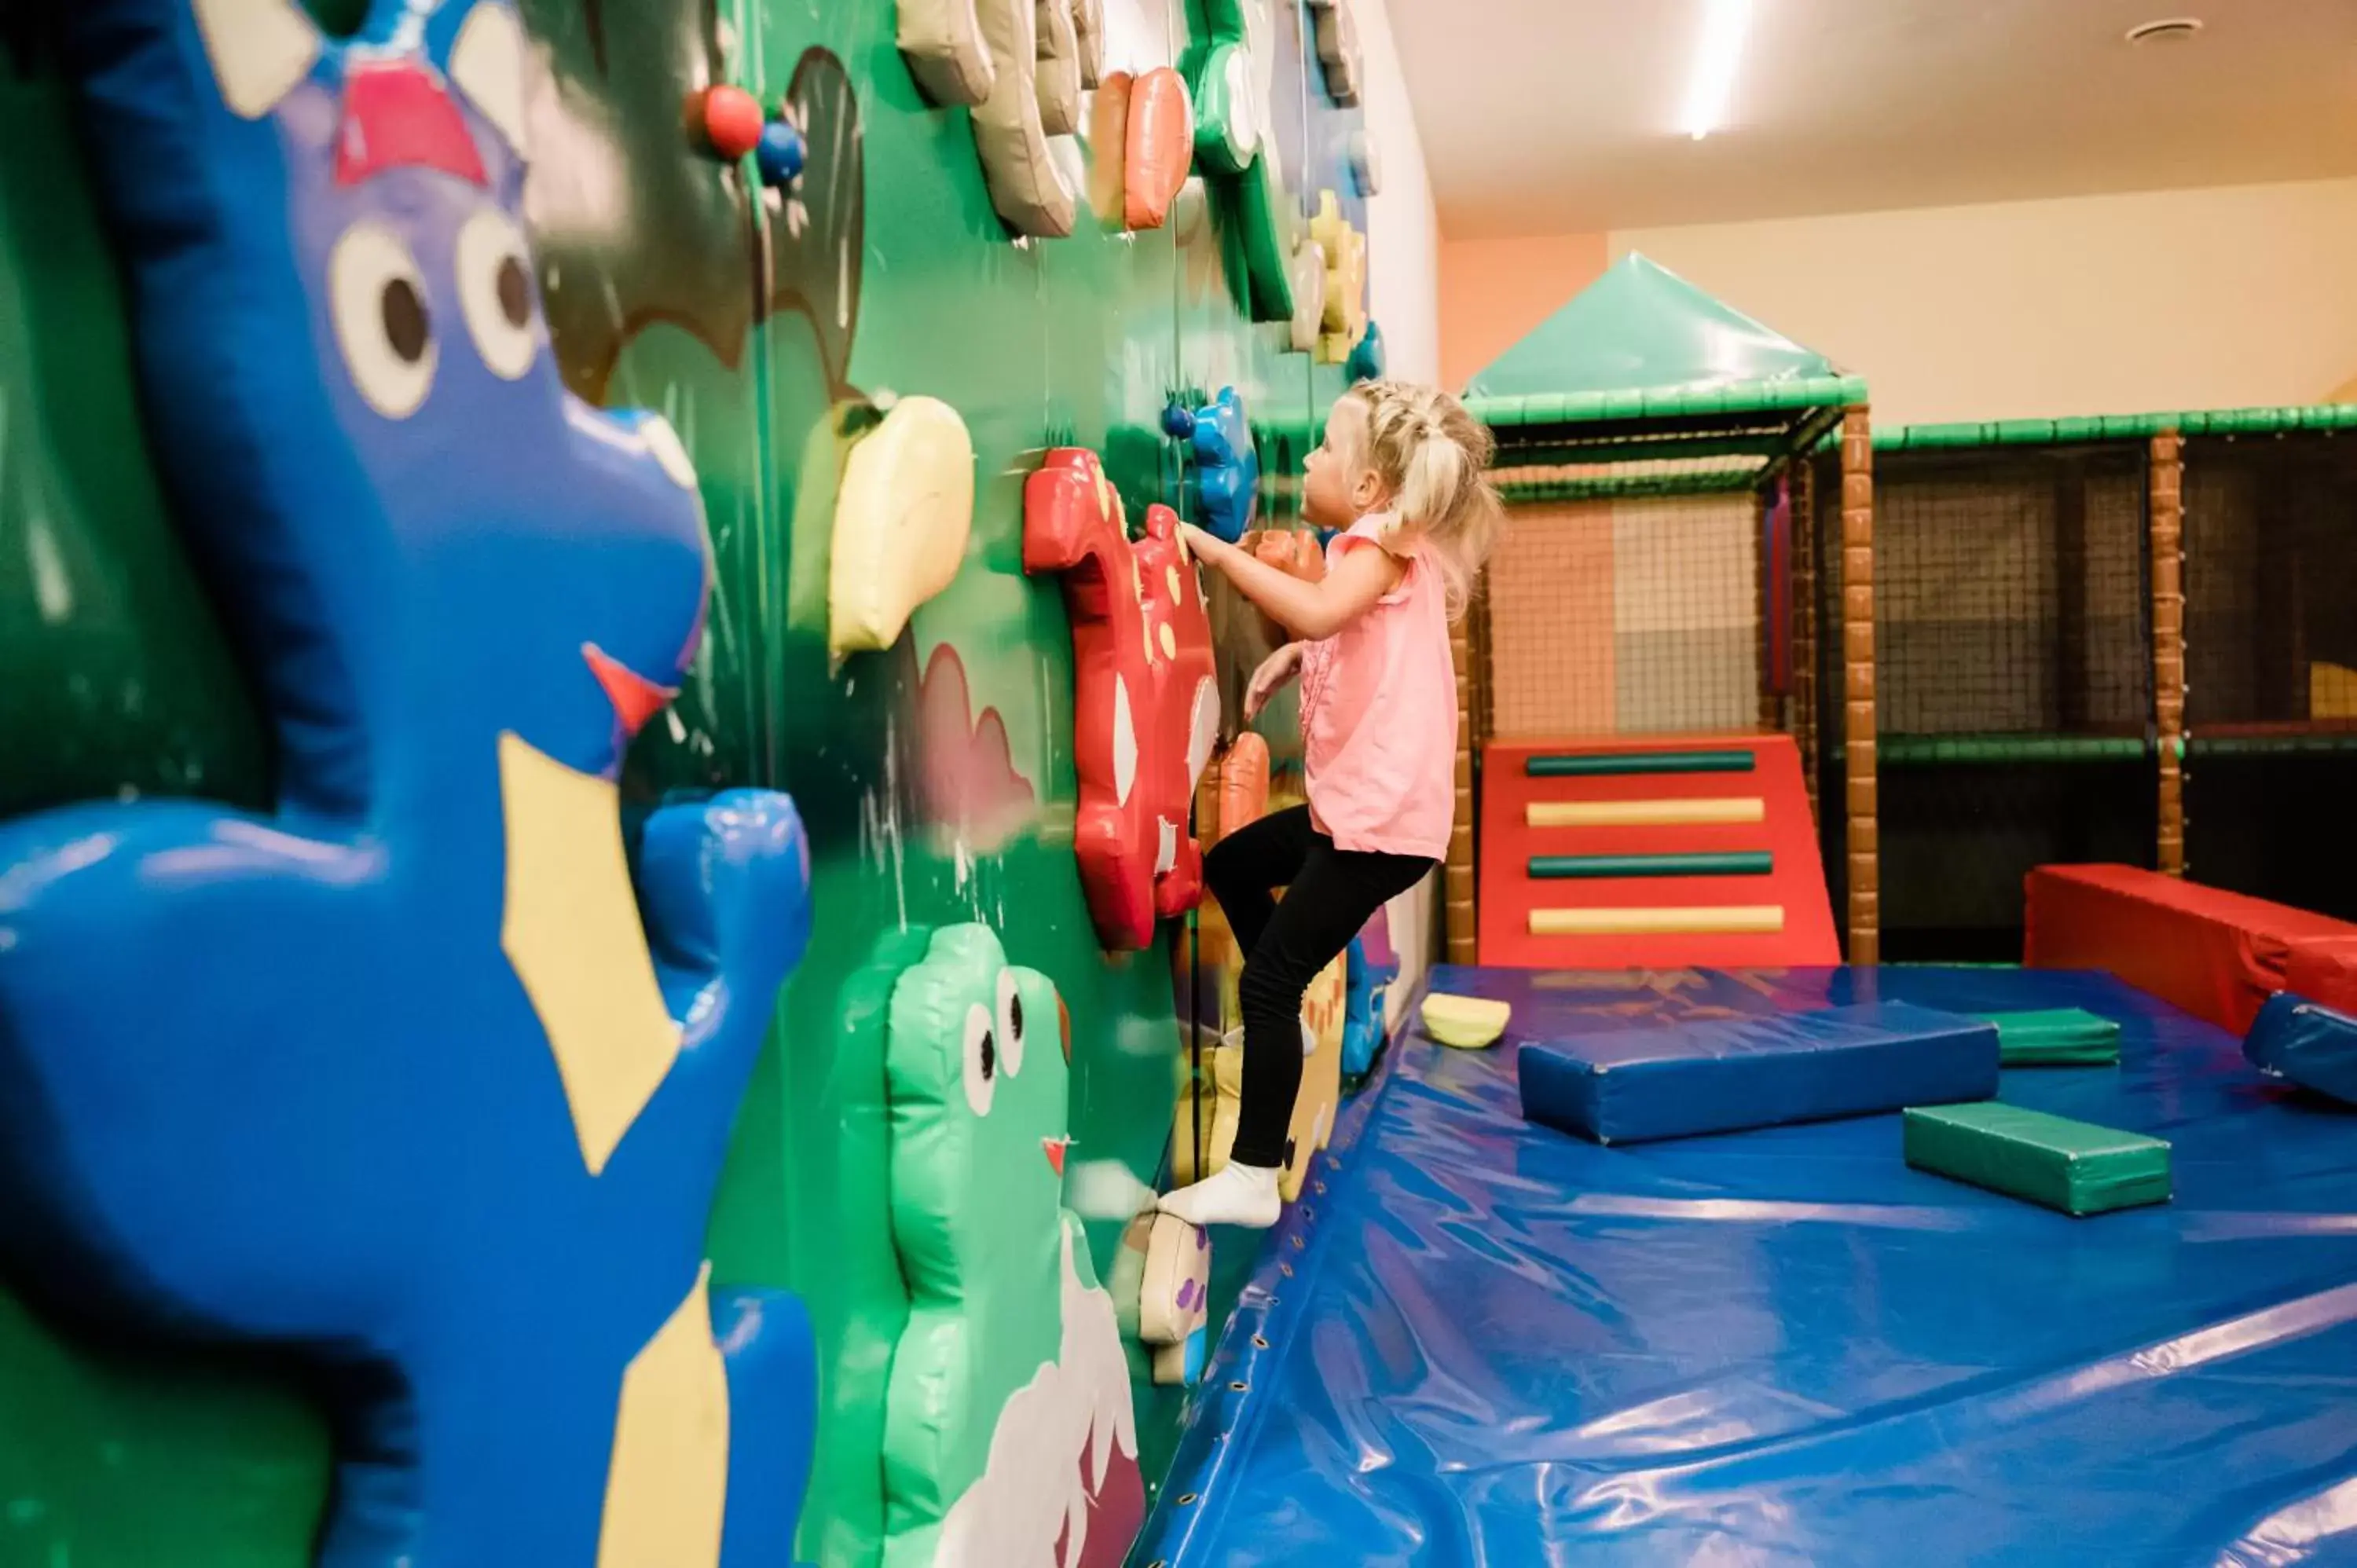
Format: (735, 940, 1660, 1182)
(829, 396, 976, 657)
(1420, 992, 1512, 1050)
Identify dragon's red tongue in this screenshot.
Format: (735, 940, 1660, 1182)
(1043, 1138, 1069, 1177)
(582, 643, 676, 736)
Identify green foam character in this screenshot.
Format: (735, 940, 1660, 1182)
(882, 925, 1145, 1568)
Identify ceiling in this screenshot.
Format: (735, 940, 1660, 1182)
(1394, 0, 2357, 238)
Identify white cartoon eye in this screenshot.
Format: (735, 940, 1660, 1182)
(328, 220, 436, 419)
(455, 206, 539, 382)
(997, 969, 1028, 1079)
(963, 1001, 996, 1117)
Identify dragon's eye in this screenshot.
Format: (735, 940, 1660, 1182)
(328, 220, 436, 419)
(962, 1002, 996, 1117)
(455, 207, 539, 382)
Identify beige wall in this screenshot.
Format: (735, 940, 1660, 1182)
(1439, 232, 1607, 392)
(1608, 178, 2357, 429)
(1437, 179, 2357, 428)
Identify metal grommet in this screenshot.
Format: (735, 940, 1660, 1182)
(1252, 1334, 1270, 1348)
(1229, 1380, 1248, 1392)
(1175, 1493, 1198, 1507)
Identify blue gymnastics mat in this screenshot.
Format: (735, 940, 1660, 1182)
(1135, 965, 2357, 1567)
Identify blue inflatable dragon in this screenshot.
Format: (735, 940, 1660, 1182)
(0, 2, 816, 1563)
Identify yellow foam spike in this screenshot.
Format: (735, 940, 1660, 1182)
(1527, 797, 1765, 828)
(1420, 992, 1512, 1050)
(1529, 905, 1785, 936)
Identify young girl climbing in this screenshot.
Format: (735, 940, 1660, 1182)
(1162, 379, 1503, 1229)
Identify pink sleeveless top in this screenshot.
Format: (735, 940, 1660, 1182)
(1298, 512, 1457, 860)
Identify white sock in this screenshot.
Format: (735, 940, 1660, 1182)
(1159, 1160, 1282, 1229)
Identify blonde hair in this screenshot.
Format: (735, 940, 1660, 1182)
(1335, 379, 1503, 620)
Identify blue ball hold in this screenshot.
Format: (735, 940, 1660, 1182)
(1160, 402, 1197, 441)
(756, 119, 805, 187)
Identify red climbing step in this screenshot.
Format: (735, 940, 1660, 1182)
(1477, 733, 1841, 969)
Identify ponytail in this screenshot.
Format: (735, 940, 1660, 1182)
(1340, 379, 1504, 621)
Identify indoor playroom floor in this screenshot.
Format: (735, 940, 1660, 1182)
(1135, 965, 2357, 1567)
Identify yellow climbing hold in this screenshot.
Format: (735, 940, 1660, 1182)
(1420, 991, 1512, 1050)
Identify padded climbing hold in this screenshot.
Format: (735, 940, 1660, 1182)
(1124, 66, 1194, 231)
(1341, 917, 1400, 1078)
(1519, 1002, 1999, 1146)
(1422, 991, 1511, 1050)
(828, 394, 976, 658)
(1086, 68, 1135, 227)
(1176, 387, 1259, 544)
(972, 0, 1080, 236)
(1287, 237, 1327, 354)
(1249, 528, 1326, 582)
(2245, 992, 2357, 1106)
(1036, 0, 1083, 137)
(1285, 959, 1347, 1200)
(1347, 126, 1382, 197)
(1904, 1102, 2172, 1216)
(755, 117, 805, 185)
(1978, 1007, 2122, 1066)
(1024, 450, 1215, 949)
(1310, 190, 1369, 362)
(700, 84, 764, 159)
(1192, 39, 1259, 178)
(1347, 319, 1387, 385)
(882, 923, 1146, 1564)
(1072, 0, 1105, 87)
(1310, 0, 1363, 105)
(1170, 1032, 1244, 1187)
(1138, 1213, 1211, 1350)
(898, 0, 995, 106)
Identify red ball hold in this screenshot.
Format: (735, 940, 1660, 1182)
(700, 86, 764, 160)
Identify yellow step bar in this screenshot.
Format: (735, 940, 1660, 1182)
(1526, 797, 1765, 828)
(1530, 905, 1786, 936)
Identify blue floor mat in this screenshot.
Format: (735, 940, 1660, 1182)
(1135, 966, 2357, 1567)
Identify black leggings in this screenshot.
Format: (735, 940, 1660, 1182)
(1204, 805, 1435, 1167)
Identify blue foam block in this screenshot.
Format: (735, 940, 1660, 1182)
(2244, 991, 2357, 1105)
(1517, 1001, 2000, 1145)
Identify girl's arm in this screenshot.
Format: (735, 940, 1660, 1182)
(1181, 523, 1406, 642)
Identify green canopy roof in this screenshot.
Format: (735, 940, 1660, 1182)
(1464, 253, 1865, 463)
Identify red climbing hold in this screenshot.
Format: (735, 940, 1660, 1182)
(698, 86, 764, 160)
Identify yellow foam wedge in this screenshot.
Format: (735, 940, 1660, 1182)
(1530, 905, 1785, 936)
(1420, 992, 1512, 1050)
(1527, 797, 1765, 828)
(828, 396, 975, 657)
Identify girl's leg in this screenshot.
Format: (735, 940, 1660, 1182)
(1163, 835, 1433, 1229)
(1202, 804, 1315, 957)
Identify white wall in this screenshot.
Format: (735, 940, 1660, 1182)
(1358, 0, 1440, 386)
(1358, 0, 1442, 1000)
(1612, 178, 2357, 429)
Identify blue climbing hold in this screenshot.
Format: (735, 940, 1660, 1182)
(756, 116, 806, 187)
(1347, 320, 1387, 385)
(1172, 387, 1259, 544)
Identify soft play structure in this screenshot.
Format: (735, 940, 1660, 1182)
(1836, 412, 2357, 955)
(0, 0, 1378, 1564)
(1451, 255, 1875, 966)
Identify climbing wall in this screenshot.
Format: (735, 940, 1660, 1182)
(0, 0, 1380, 1563)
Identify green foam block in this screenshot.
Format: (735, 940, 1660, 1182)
(1903, 1103, 2171, 1216)
(1973, 1008, 2121, 1066)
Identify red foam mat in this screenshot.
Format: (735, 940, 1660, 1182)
(2025, 864, 2357, 1033)
(1478, 733, 1839, 969)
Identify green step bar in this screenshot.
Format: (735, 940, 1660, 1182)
(1526, 749, 1756, 778)
(1529, 852, 1774, 880)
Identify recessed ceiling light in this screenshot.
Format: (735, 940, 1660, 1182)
(1681, 0, 1754, 141)
(2125, 17, 2204, 45)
